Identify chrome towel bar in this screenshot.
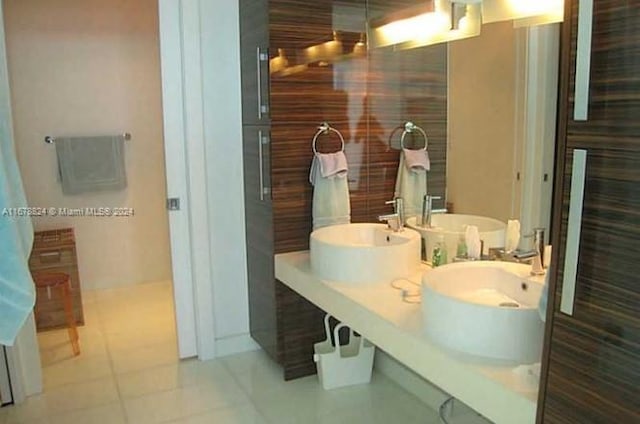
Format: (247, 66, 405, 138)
(44, 133, 131, 144)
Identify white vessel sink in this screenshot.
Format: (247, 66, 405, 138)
(310, 223, 421, 285)
(421, 261, 545, 362)
(406, 214, 506, 262)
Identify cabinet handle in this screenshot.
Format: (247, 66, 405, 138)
(560, 149, 587, 316)
(256, 47, 269, 120)
(574, 0, 594, 121)
(258, 130, 270, 201)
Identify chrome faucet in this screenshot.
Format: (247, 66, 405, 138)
(488, 228, 546, 275)
(421, 195, 447, 227)
(379, 198, 404, 232)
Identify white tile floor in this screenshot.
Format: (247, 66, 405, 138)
(0, 281, 443, 424)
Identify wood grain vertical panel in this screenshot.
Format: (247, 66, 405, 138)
(539, 0, 640, 421)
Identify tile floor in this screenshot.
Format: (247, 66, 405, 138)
(0, 281, 443, 424)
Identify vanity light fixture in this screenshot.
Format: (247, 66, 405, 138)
(370, 0, 563, 51)
(397, 2, 482, 50)
(481, 0, 564, 26)
(370, 0, 482, 49)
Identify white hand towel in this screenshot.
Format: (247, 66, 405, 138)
(403, 148, 430, 171)
(505, 219, 521, 252)
(465, 225, 482, 259)
(310, 154, 351, 230)
(394, 151, 427, 220)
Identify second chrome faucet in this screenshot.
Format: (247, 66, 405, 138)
(421, 194, 447, 227)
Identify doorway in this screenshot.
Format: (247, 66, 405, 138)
(1, 0, 195, 399)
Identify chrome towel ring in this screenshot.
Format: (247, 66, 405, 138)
(312, 122, 345, 154)
(400, 122, 428, 151)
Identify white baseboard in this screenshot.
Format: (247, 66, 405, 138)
(215, 333, 260, 358)
(374, 350, 449, 412)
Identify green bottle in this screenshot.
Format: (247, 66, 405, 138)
(432, 235, 448, 267)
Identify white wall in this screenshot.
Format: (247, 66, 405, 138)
(448, 21, 523, 223)
(4, 0, 172, 289)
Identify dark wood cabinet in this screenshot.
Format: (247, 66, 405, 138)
(239, 0, 270, 126)
(538, 1, 640, 422)
(242, 125, 278, 360)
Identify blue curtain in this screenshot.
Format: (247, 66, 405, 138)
(0, 3, 35, 346)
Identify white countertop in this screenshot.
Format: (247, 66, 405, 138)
(275, 251, 539, 424)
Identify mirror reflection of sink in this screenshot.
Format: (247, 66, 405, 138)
(310, 223, 421, 285)
(406, 214, 506, 262)
(422, 261, 545, 363)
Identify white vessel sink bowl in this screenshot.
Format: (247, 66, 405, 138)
(310, 223, 421, 285)
(422, 261, 545, 362)
(407, 214, 506, 262)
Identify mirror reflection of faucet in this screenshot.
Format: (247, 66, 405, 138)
(421, 194, 447, 227)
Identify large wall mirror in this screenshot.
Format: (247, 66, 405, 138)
(269, 0, 560, 248)
(447, 21, 560, 241)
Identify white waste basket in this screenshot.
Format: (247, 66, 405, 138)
(313, 314, 375, 390)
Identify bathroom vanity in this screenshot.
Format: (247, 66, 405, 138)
(275, 251, 539, 424)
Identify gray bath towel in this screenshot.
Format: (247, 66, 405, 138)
(55, 135, 127, 195)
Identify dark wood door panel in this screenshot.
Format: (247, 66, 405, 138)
(543, 313, 640, 423)
(552, 145, 640, 335)
(543, 140, 640, 421)
(567, 0, 640, 136)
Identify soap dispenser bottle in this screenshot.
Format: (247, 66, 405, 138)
(432, 234, 448, 267)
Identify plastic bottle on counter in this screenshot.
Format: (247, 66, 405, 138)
(432, 234, 448, 267)
(456, 233, 468, 260)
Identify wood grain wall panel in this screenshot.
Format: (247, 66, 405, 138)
(276, 280, 328, 380)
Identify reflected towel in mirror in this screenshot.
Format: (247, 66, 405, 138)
(403, 148, 430, 171)
(394, 152, 427, 220)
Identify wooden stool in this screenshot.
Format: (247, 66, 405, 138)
(32, 272, 80, 356)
